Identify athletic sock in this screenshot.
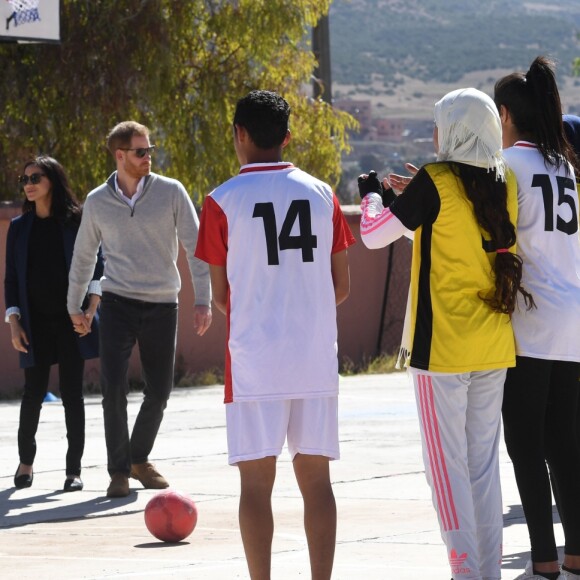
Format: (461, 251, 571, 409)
(562, 565, 580, 575)
(533, 571, 560, 580)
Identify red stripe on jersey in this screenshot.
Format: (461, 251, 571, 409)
(513, 141, 538, 149)
(239, 163, 294, 174)
(224, 289, 233, 403)
(195, 196, 228, 266)
(332, 194, 356, 253)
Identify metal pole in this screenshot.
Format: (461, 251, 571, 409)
(312, 14, 332, 103)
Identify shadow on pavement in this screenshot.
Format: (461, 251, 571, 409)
(0, 486, 139, 529)
(135, 541, 191, 548)
(503, 503, 561, 528)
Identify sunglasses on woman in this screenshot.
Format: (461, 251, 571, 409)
(119, 146, 156, 158)
(18, 173, 45, 185)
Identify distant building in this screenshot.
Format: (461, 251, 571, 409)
(334, 99, 372, 133)
(373, 118, 404, 141)
(334, 99, 408, 141)
(333, 99, 434, 148)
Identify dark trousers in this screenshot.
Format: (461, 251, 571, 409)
(19, 312, 85, 476)
(502, 356, 580, 562)
(99, 292, 177, 475)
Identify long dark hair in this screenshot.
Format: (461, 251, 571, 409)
(494, 56, 577, 174)
(21, 156, 82, 225)
(451, 162, 535, 314)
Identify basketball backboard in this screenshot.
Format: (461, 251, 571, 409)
(1, 0, 60, 43)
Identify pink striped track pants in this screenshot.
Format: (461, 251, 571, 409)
(410, 368, 506, 580)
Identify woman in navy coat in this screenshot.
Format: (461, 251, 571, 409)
(4, 156, 103, 492)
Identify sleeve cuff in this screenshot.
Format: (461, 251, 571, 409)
(5, 307, 21, 323)
(87, 280, 102, 296)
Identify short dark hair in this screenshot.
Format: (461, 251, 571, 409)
(106, 121, 150, 157)
(233, 90, 290, 149)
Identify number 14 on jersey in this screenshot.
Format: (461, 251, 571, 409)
(253, 200, 318, 265)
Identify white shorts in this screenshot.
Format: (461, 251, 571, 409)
(225, 396, 339, 465)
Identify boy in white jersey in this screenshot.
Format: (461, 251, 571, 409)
(195, 90, 355, 579)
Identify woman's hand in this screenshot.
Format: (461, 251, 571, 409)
(388, 163, 419, 194)
(9, 316, 29, 353)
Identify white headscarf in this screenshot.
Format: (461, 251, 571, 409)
(434, 87, 506, 181)
(396, 88, 506, 369)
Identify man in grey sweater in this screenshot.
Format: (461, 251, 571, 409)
(68, 121, 212, 497)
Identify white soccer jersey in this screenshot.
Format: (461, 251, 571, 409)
(195, 162, 355, 402)
(504, 141, 580, 361)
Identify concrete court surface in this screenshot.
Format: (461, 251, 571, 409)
(0, 372, 564, 579)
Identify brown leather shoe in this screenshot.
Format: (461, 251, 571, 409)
(106, 473, 129, 497)
(130, 462, 169, 489)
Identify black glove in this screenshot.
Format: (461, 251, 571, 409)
(358, 170, 382, 199)
(358, 170, 396, 206)
(380, 183, 396, 206)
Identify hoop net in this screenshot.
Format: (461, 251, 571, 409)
(8, 0, 41, 26)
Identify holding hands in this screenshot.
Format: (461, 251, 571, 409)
(70, 312, 91, 336)
(70, 293, 101, 337)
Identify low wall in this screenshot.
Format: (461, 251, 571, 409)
(0, 202, 411, 395)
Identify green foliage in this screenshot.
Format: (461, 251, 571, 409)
(0, 0, 355, 202)
(340, 352, 402, 375)
(175, 367, 225, 388)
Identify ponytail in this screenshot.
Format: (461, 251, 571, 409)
(452, 163, 535, 315)
(494, 56, 577, 174)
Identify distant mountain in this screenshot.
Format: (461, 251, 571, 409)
(329, 0, 580, 86)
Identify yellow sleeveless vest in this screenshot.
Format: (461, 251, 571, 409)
(407, 163, 517, 372)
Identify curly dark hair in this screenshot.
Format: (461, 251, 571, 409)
(233, 90, 290, 149)
(21, 156, 82, 225)
(451, 162, 535, 315)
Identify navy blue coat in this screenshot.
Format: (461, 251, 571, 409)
(4, 211, 103, 369)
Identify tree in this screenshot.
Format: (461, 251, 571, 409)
(0, 0, 356, 203)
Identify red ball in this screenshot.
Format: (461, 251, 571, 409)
(144, 490, 198, 542)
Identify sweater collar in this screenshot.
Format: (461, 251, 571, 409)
(107, 172, 152, 191)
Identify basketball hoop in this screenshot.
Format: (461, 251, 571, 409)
(7, 0, 41, 27)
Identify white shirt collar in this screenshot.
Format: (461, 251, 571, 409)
(114, 175, 146, 208)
